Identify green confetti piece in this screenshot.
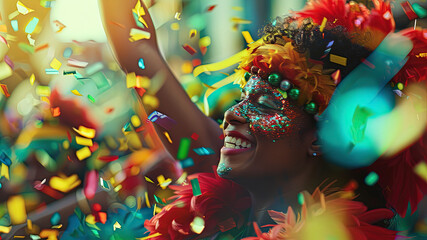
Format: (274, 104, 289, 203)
(88, 95, 95, 103)
(365, 171, 379, 186)
(297, 192, 305, 205)
(132, 12, 145, 29)
(177, 138, 191, 160)
(18, 42, 35, 54)
(191, 178, 202, 196)
(412, 3, 427, 18)
(153, 195, 163, 204)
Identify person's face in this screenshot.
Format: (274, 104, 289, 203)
(218, 76, 315, 181)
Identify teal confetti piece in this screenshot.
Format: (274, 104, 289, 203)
(153, 195, 163, 204)
(297, 192, 304, 205)
(123, 122, 132, 132)
(74, 72, 84, 79)
(412, 3, 427, 18)
(179, 157, 194, 168)
(63, 47, 73, 58)
(87, 95, 95, 103)
(25, 17, 39, 34)
(177, 138, 191, 160)
(190, 178, 202, 196)
(138, 58, 145, 69)
(132, 12, 145, 28)
(193, 147, 214, 156)
(63, 70, 76, 75)
(365, 172, 379, 186)
(11, 20, 18, 32)
(45, 68, 59, 74)
(100, 178, 110, 190)
(50, 212, 61, 225)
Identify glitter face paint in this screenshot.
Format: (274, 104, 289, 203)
(217, 162, 232, 176)
(226, 76, 303, 140)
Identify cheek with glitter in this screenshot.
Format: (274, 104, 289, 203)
(227, 78, 303, 140)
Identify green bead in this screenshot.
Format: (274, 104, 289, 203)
(397, 82, 404, 90)
(304, 102, 317, 114)
(288, 88, 300, 100)
(244, 72, 251, 81)
(268, 73, 281, 86)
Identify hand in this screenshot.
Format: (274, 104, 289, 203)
(98, 0, 160, 74)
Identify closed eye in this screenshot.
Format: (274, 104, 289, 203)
(258, 95, 280, 110)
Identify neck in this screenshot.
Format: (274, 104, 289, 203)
(238, 162, 320, 225)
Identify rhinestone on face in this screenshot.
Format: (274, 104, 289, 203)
(288, 88, 300, 100)
(244, 72, 251, 81)
(279, 80, 292, 91)
(304, 102, 317, 114)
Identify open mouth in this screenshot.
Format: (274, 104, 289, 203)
(221, 131, 255, 155)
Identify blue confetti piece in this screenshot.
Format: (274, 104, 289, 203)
(193, 147, 214, 156)
(11, 20, 18, 32)
(326, 40, 334, 48)
(123, 122, 132, 132)
(50, 212, 61, 225)
(179, 157, 194, 168)
(25, 17, 39, 34)
(0, 152, 11, 166)
(365, 172, 379, 186)
(63, 47, 73, 58)
(138, 58, 145, 69)
(45, 69, 59, 74)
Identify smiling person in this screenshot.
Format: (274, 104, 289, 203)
(99, 0, 427, 239)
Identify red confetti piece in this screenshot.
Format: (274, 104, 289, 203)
(191, 133, 199, 140)
(105, 107, 114, 113)
(89, 142, 99, 152)
(66, 131, 72, 142)
(135, 126, 145, 132)
(84, 170, 99, 200)
(0, 84, 10, 97)
(38, 185, 65, 199)
(401, 1, 419, 20)
(219, 134, 225, 140)
(35, 43, 49, 52)
(51, 107, 61, 117)
(200, 46, 207, 55)
(98, 155, 119, 162)
(182, 44, 197, 55)
(98, 212, 107, 224)
(207, 5, 217, 12)
(134, 87, 146, 97)
(192, 59, 201, 67)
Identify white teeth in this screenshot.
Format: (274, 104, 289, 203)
(225, 143, 233, 148)
(247, 143, 251, 148)
(224, 136, 254, 149)
(231, 137, 236, 143)
(242, 141, 247, 147)
(225, 136, 232, 142)
(235, 146, 241, 149)
(236, 138, 241, 146)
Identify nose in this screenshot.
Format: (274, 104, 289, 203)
(223, 109, 247, 130)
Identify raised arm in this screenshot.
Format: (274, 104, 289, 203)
(98, 0, 223, 172)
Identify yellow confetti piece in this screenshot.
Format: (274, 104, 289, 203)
(199, 36, 211, 47)
(164, 131, 172, 143)
(76, 147, 91, 161)
(176, 172, 188, 184)
(153, 204, 157, 216)
(17, 1, 34, 15)
(138, 233, 162, 240)
(127, 72, 137, 88)
(145, 191, 151, 208)
(320, 17, 327, 32)
(113, 221, 121, 231)
(131, 115, 141, 127)
(7, 195, 27, 225)
(49, 174, 81, 193)
(71, 89, 82, 96)
(241, 31, 254, 44)
(170, 22, 180, 31)
(0, 225, 12, 233)
(85, 214, 96, 225)
(114, 184, 122, 192)
(39, 229, 59, 240)
(75, 136, 93, 146)
(8, 10, 19, 20)
(330, 54, 347, 66)
(30, 73, 35, 85)
(157, 175, 172, 189)
(145, 176, 154, 184)
(50, 58, 62, 70)
(36, 86, 51, 96)
(27, 219, 32, 230)
(414, 162, 427, 183)
(73, 126, 96, 139)
(189, 29, 197, 38)
(230, 17, 251, 24)
(137, 196, 142, 210)
(190, 216, 205, 234)
(1, 163, 9, 180)
(129, 28, 151, 42)
(133, 0, 148, 28)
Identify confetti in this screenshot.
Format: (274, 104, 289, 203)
(412, 3, 427, 19)
(170, 23, 180, 31)
(73, 126, 96, 138)
(84, 170, 98, 200)
(88, 95, 95, 103)
(53, 20, 66, 33)
(98, 155, 119, 162)
(414, 162, 427, 182)
(230, 17, 251, 24)
(179, 157, 194, 168)
(193, 147, 215, 156)
(131, 115, 141, 127)
(364, 172, 379, 186)
(139, 232, 161, 240)
(148, 111, 177, 130)
(157, 175, 172, 189)
(129, 28, 151, 42)
(0, 152, 11, 166)
(99, 178, 110, 189)
(401, 1, 418, 21)
(191, 133, 199, 140)
(50, 58, 62, 70)
(76, 147, 91, 161)
(164, 131, 172, 143)
(17, 1, 34, 15)
(51, 107, 60, 117)
(67, 59, 89, 68)
(113, 221, 121, 231)
(76, 136, 93, 146)
(241, 31, 254, 44)
(49, 174, 81, 193)
(138, 58, 145, 69)
(177, 138, 191, 160)
(189, 29, 197, 38)
(0, 226, 11, 233)
(50, 212, 61, 225)
(7, 195, 27, 225)
(174, 12, 182, 20)
(63, 47, 73, 58)
(8, 10, 19, 20)
(207, 5, 217, 12)
(45, 68, 59, 74)
(71, 89, 83, 96)
(63, 70, 76, 75)
(25, 17, 39, 34)
(1, 163, 9, 179)
(330, 54, 347, 66)
(11, 20, 18, 31)
(182, 44, 197, 55)
(320, 17, 327, 32)
(190, 216, 205, 234)
(145, 191, 151, 208)
(36, 86, 51, 96)
(191, 178, 202, 196)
